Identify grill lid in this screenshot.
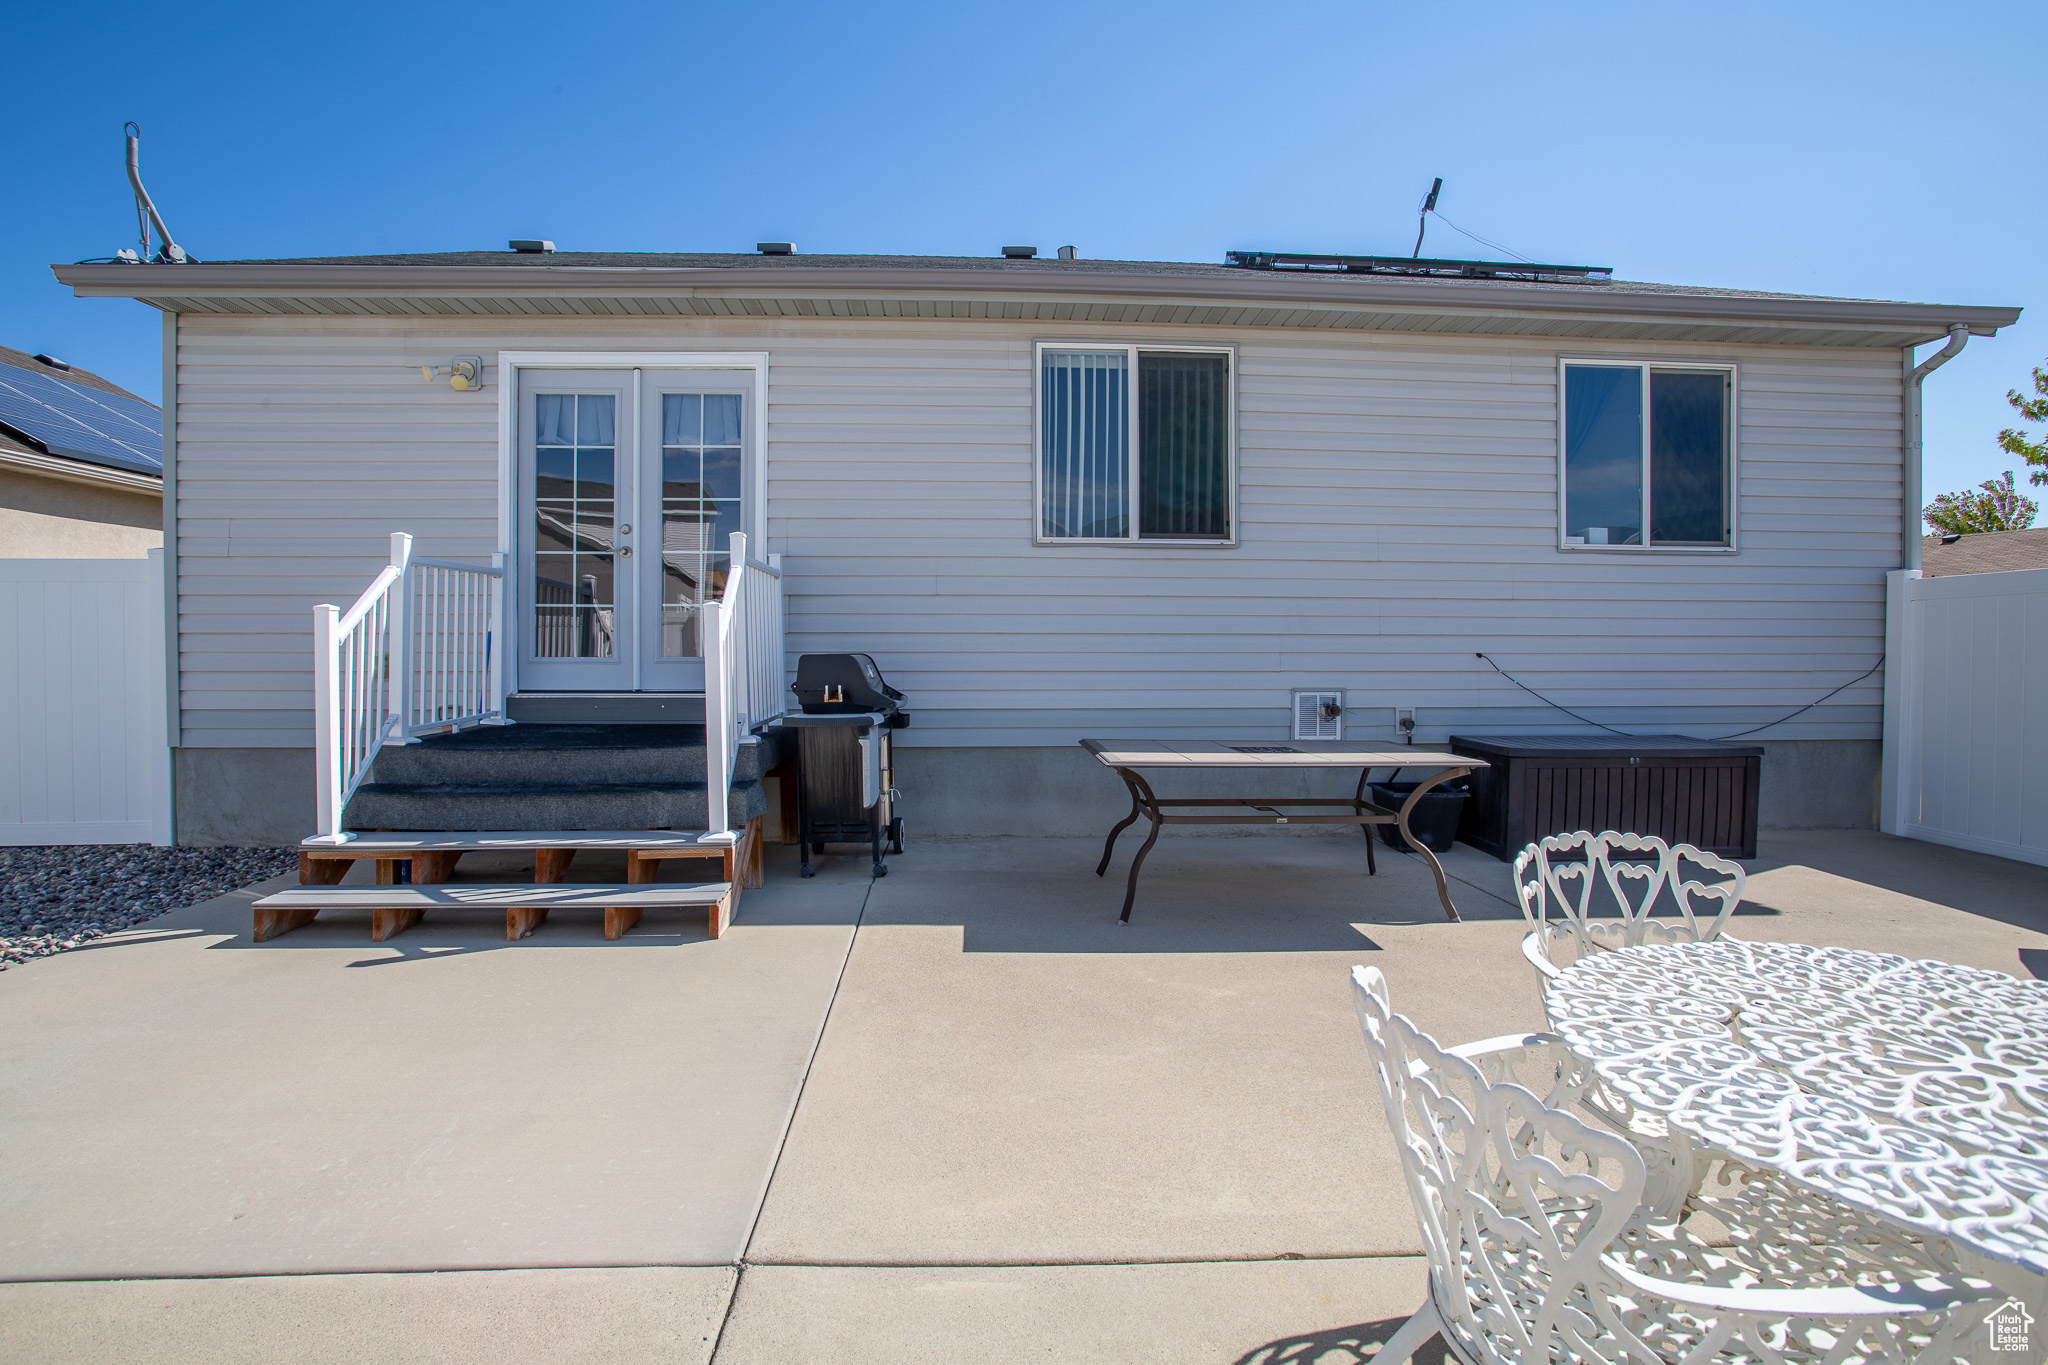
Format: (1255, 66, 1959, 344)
(792, 652, 905, 716)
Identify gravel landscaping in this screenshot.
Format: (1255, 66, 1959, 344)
(1, 845, 298, 970)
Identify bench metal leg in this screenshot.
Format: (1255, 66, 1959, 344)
(1353, 768, 1377, 877)
(1393, 767, 1471, 923)
(1114, 768, 1164, 924)
(1096, 771, 1146, 876)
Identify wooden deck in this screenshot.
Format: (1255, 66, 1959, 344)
(252, 881, 736, 943)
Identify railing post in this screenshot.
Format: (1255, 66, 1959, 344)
(767, 551, 785, 726)
(385, 532, 414, 742)
(702, 597, 731, 837)
(311, 602, 344, 842)
(728, 531, 749, 731)
(486, 550, 510, 723)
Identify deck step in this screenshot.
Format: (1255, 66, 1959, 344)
(301, 830, 729, 852)
(507, 693, 705, 724)
(344, 723, 785, 832)
(344, 781, 767, 833)
(252, 882, 736, 943)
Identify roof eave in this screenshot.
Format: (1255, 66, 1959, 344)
(50, 262, 2023, 342)
(0, 445, 164, 493)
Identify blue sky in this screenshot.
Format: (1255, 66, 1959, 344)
(7, 0, 2041, 509)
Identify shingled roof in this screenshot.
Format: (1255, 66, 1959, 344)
(53, 249, 2023, 350)
(1920, 527, 2048, 576)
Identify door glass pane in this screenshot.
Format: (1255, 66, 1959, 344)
(659, 392, 744, 657)
(1649, 370, 1729, 545)
(1137, 351, 1229, 539)
(532, 393, 616, 657)
(1564, 365, 1642, 546)
(1040, 350, 1129, 538)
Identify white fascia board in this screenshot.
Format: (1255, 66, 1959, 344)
(0, 447, 164, 494)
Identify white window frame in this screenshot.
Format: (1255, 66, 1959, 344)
(1032, 340, 1239, 547)
(1556, 356, 1739, 554)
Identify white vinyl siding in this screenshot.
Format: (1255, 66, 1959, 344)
(170, 316, 1901, 749)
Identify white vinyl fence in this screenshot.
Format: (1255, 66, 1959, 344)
(0, 553, 171, 846)
(1881, 566, 2048, 867)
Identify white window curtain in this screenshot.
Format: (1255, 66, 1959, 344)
(1041, 350, 1129, 538)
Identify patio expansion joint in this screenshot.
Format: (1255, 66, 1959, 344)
(731, 1251, 1420, 1270)
(706, 867, 879, 1361)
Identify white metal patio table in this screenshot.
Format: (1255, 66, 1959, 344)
(1080, 739, 1482, 924)
(1544, 938, 2048, 1295)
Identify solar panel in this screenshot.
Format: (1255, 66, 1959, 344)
(0, 367, 161, 476)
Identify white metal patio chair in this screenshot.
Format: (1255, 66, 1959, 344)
(1511, 831, 1748, 1213)
(1513, 829, 1747, 983)
(1350, 965, 1997, 1365)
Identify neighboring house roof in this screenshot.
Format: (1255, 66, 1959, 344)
(0, 346, 163, 486)
(1920, 527, 2048, 576)
(53, 251, 2022, 351)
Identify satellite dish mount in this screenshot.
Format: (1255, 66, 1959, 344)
(118, 122, 192, 264)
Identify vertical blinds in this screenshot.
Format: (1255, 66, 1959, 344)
(1138, 352, 1230, 539)
(1040, 350, 1130, 538)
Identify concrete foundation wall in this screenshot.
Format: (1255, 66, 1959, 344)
(0, 470, 161, 559)
(898, 739, 1877, 842)
(173, 739, 1876, 848)
(173, 747, 314, 847)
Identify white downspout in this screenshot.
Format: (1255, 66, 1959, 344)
(1901, 323, 1970, 569)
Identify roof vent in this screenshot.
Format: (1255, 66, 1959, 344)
(1292, 690, 1344, 742)
(509, 239, 555, 253)
(757, 242, 795, 255)
(1940, 532, 1963, 545)
(1002, 245, 1037, 259)
(31, 353, 71, 371)
(1056, 245, 1076, 261)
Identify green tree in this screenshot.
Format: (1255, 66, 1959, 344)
(1923, 470, 2038, 535)
(1999, 356, 2048, 485)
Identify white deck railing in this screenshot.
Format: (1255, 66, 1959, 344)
(309, 533, 506, 843)
(312, 530, 771, 844)
(405, 552, 505, 733)
(700, 531, 787, 839)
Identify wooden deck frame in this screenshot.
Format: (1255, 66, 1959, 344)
(252, 883, 734, 944)
(295, 819, 765, 891)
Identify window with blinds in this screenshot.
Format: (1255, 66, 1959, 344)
(1038, 343, 1234, 543)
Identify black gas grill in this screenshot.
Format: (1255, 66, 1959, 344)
(785, 653, 908, 878)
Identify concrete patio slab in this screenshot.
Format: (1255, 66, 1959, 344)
(0, 850, 867, 1280)
(0, 1266, 734, 1365)
(1426, 828, 2048, 975)
(746, 831, 2047, 1269)
(747, 835, 1539, 1266)
(713, 1256, 1439, 1365)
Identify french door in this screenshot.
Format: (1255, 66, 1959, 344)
(516, 367, 752, 692)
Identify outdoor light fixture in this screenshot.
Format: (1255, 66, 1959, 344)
(420, 357, 485, 392)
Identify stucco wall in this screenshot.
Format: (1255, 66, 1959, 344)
(0, 469, 162, 558)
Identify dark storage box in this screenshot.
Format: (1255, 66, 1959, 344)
(1449, 734, 1762, 862)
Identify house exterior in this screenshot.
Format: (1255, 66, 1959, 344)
(52, 250, 2022, 846)
(0, 346, 162, 558)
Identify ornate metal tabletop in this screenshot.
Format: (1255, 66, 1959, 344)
(1544, 938, 2048, 1278)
